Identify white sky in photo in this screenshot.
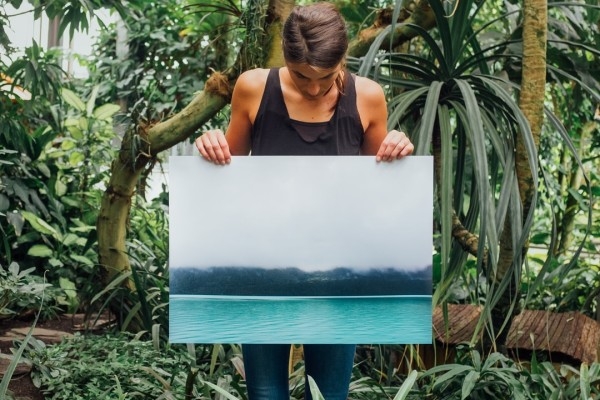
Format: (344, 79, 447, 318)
(170, 156, 433, 272)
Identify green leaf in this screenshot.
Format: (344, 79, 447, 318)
(61, 88, 86, 111)
(8, 262, 19, 276)
(55, 179, 67, 197)
(580, 362, 591, 400)
(437, 104, 453, 303)
(567, 187, 587, 210)
(36, 163, 51, 178)
(78, 116, 89, 131)
(90, 271, 132, 304)
(307, 375, 326, 400)
(358, 25, 393, 77)
(210, 344, 221, 377)
(429, 365, 473, 390)
(64, 117, 79, 126)
(59, 277, 78, 299)
(93, 104, 121, 120)
(27, 244, 53, 257)
(62, 233, 79, 246)
(70, 254, 94, 266)
(0, 194, 8, 212)
(49, 258, 63, 268)
(201, 380, 241, 400)
(461, 370, 480, 399)
(9, 0, 24, 9)
(86, 85, 100, 116)
(67, 126, 84, 140)
(415, 81, 443, 155)
(471, 350, 482, 370)
(393, 370, 418, 400)
(7, 212, 24, 236)
(21, 210, 58, 236)
(61, 139, 76, 150)
(0, 299, 41, 397)
(387, 86, 430, 130)
(69, 151, 85, 166)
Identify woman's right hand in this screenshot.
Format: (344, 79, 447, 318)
(195, 129, 232, 165)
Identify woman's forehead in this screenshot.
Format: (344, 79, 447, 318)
(286, 62, 342, 78)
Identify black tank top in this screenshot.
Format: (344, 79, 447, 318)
(251, 68, 364, 156)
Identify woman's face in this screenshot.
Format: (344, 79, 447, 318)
(286, 62, 342, 100)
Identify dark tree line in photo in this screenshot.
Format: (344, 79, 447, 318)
(171, 266, 431, 296)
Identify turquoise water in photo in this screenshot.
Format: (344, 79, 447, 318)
(169, 295, 432, 344)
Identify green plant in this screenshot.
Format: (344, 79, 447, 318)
(0, 147, 17, 265)
(0, 42, 66, 160)
(523, 256, 599, 316)
(0, 262, 55, 318)
(83, 0, 224, 122)
(391, 370, 418, 400)
(28, 333, 194, 399)
(351, 0, 539, 347)
(350, 0, 599, 349)
(526, 360, 600, 399)
(419, 349, 529, 399)
(27, 334, 249, 400)
(0, 292, 42, 400)
(89, 191, 170, 339)
(6, 86, 121, 310)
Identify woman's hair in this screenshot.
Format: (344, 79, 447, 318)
(282, 3, 348, 69)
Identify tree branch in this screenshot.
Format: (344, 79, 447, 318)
(347, 0, 436, 57)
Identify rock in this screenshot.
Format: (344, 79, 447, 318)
(0, 326, 73, 345)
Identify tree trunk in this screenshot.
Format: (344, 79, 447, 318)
(97, 89, 229, 287)
(97, 0, 294, 288)
(556, 122, 593, 255)
(489, 0, 546, 352)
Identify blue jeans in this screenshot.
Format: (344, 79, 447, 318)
(242, 344, 356, 400)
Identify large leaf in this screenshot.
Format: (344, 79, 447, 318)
(461, 370, 480, 399)
(20, 210, 59, 237)
(61, 88, 86, 111)
(86, 85, 100, 116)
(393, 370, 418, 400)
(93, 104, 121, 120)
(307, 375, 325, 400)
(415, 81, 444, 154)
(0, 301, 41, 397)
(27, 244, 53, 257)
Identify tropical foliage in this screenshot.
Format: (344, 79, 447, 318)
(1, 0, 598, 398)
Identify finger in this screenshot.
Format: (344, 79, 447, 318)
(195, 136, 211, 160)
(377, 131, 413, 162)
(199, 130, 230, 164)
(399, 140, 414, 157)
(199, 135, 220, 162)
(204, 132, 227, 164)
(379, 132, 403, 161)
(375, 141, 393, 162)
(215, 133, 232, 163)
(391, 135, 414, 159)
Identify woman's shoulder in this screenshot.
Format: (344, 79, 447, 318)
(354, 75, 385, 100)
(353, 74, 387, 132)
(235, 68, 271, 94)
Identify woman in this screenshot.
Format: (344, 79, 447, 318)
(195, 3, 414, 399)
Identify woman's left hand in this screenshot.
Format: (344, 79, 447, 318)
(376, 130, 414, 162)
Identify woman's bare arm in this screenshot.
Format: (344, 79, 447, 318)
(357, 76, 413, 160)
(195, 69, 268, 164)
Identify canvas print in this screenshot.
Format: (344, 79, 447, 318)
(169, 156, 433, 344)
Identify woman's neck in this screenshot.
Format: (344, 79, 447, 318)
(280, 67, 341, 122)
